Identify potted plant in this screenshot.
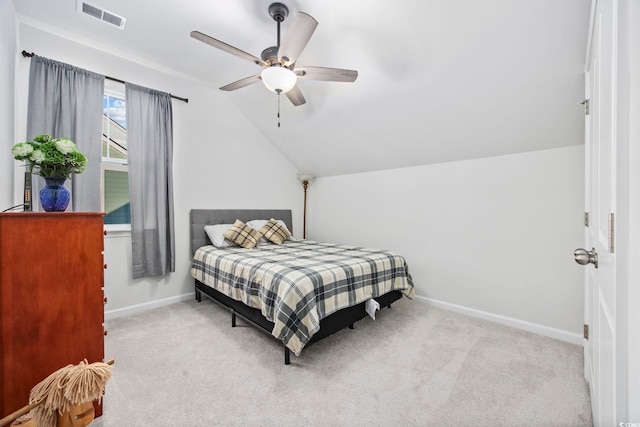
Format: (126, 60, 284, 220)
(12, 134, 87, 212)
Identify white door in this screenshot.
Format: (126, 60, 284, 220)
(580, 0, 617, 425)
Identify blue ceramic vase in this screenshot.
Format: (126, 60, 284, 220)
(40, 177, 71, 212)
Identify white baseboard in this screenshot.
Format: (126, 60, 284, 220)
(415, 295, 583, 346)
(105, 293, 194, 320)
(104, 293, 583, 346)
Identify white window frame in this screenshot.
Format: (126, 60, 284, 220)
(102, 82, 130, 232)
(100, 162, 130, 232)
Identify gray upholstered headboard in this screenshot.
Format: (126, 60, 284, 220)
(190, 209, 293, 255)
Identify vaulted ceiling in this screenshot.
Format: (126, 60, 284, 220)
(14, 0, 591, 177)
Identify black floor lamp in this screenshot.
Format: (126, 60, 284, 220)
(297, 173, 314, 239)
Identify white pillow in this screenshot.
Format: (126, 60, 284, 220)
(204, 224, 237, 248)
(247, 219, 293, 242)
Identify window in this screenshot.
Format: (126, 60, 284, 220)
(102, 83, 130, 226)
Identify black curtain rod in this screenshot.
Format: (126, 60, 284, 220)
(21, 50, 188, 103)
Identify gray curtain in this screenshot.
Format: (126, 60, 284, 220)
(126, 83, 175, 278)
(27, 55, 104, 211)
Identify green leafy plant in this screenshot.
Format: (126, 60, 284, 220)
(12, 134, 87, 179)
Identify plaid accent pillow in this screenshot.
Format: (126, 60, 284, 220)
(259, 218, 292, 245)
(223, 219, 261, 249)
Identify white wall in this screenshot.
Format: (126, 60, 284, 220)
(0, 0, 16, 210)
(14, 22, 303, 317)
(307, 145, 585, 341)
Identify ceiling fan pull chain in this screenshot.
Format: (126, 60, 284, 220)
(277, 90, 281, 128)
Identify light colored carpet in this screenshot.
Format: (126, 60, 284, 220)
(92, 298, 592, 427)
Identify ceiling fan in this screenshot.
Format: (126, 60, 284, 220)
(190, 2, 358, 107)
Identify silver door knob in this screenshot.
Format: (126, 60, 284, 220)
(574, 248, 598, 268)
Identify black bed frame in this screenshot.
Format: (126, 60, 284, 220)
(190, 209, 402, 365)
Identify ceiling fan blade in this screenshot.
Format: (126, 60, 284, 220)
(220, 74, 262, 91)
(278, 12, 318, 66)
(285, 84, 306, 106)
(295, 66, 358, 82)
(190, 31, 267, 67)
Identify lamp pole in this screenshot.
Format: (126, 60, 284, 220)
(297, 173, 314, 240)
(302, 179, 309, 239)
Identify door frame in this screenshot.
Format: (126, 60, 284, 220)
(616, 0, 640, 421)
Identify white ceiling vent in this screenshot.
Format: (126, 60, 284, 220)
(76, 1, 126, 29)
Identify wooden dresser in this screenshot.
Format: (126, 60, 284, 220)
(0, 212, 106, 417)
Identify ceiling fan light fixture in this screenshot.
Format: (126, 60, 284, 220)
(261, 65, 297, 93)
(191, 3, 356, 108)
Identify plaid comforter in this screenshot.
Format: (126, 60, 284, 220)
(191, 240, 414, 356)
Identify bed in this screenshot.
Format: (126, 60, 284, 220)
(190, 209, 414, 364)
